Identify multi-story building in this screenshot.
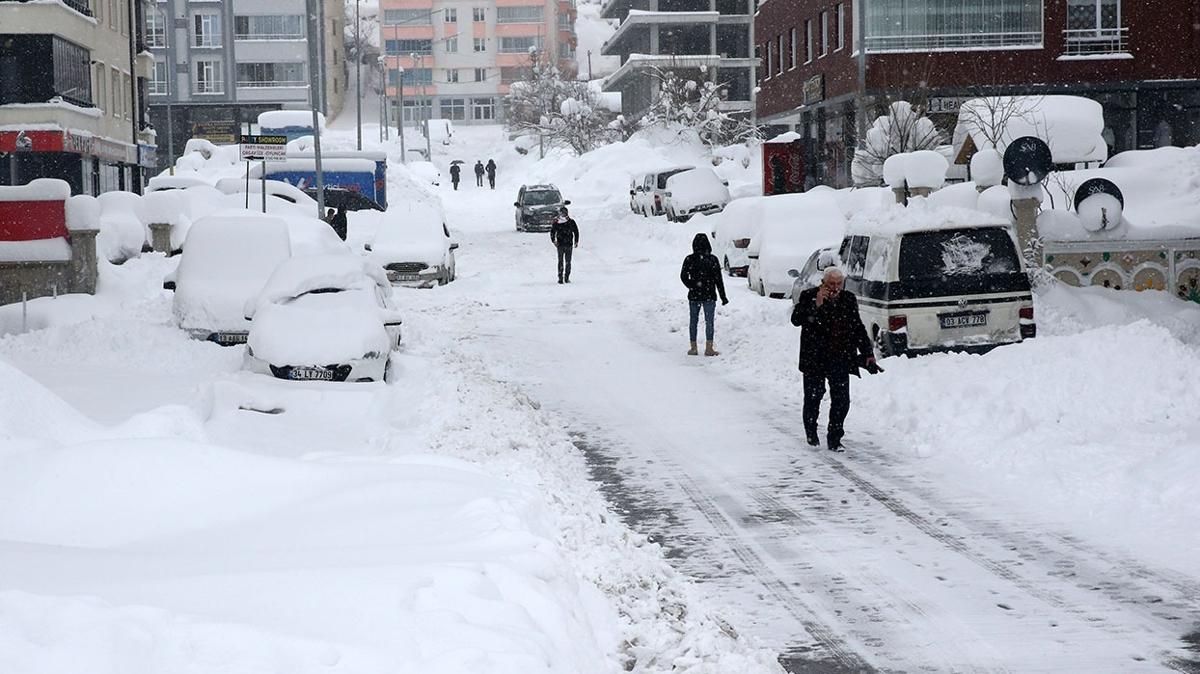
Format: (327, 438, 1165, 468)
(146, 0, 347, 169)
(378, 0, 577, 126)
(598, 0, 756, 120)
(0, 0, 157, 193)
(756, 0, 1200, 187)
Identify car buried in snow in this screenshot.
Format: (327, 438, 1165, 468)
(514, 184, 570, 232)
(662, 167, 731, 222)
(243, 254, 403, 382)
(746, 192, 846, 299)
(366, 202, 458, 287)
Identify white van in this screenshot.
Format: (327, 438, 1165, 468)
(631, 166, 693, 216)
(836, 214, 1036, 356)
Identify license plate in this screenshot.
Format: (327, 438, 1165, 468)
(939, 311, 988, 329)
(389, 274, 421, 282)
(211, 332, 247, 345)
(290, 366, 334, 381)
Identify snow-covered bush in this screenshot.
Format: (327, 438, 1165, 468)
(851, 101, 944, 187)
(637, 67, 759, 149)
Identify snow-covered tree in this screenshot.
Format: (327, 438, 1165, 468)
(638, 67, 759, 148)
(851, 101, 944, 187)
(505, 49, 620, 155)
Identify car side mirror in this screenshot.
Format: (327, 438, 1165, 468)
(163, 281, 176, 291)
(364, 243, 373, 252)
(747, 253, 759, 260)
(787, 269, 801, 278)
(449, 242, 459, 250)
(513, 202, 521, 208)
(563, 200, 571, 205)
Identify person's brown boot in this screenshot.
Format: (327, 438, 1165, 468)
(687, 341, 698, 356)
(704, 341, 719, 357)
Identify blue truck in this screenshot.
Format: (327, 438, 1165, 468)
(253, 151, 389, 210)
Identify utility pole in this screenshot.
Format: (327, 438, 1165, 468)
(395, 67, 406, 162)
(307, 0, 326, 217)
(419, 52, 432, 160)
(855, 0, 867, 158)
(355, 0, 362, 150)
(126, 0, 142, 194)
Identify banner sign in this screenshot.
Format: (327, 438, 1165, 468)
(239, 135, 289, 162)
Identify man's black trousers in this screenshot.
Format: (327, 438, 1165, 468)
(557, 245, 573, 281)
(802, 371, 850, 441)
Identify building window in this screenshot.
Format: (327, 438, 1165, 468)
(194, 59, 223, 93)
(805, 19, 813, 62)
(146, 12, 166, 47)
(149, 59, 169, 95)
(48, 36, 93, 105)
(776, 34, 784, 73)
(446, 68, 459, 83)
(789, 27, 797, 67)
(444, 7, 457, 22)
(496, 6, 543, 23)
(558, 41, 572, 58)
(499, 36, 541, 53)
(385, 39, 433, 55)
(193, 13, 222, 47)
(472, 96, 494, 120)
(119, 0, 128, 35)
(440, 97, 466, 120)
(821, 10, 829, 55)
(234, 15, 304, 40)
(472, 7, 485, 22)
(865, 0, 1043, 53)
(122, 74, 131, 117)
(382, 9, 431, 25)
(1066, 0, 1124, 54)
(836, 3, 845, 51)
(500, 66, 524, 83)
(473, 37, 487, 52)
(94, 63, 107, 111)
(236, 62, 305, 87)
(110, 67, 121, 115)
(474, 67, 487, 81)
(558, 13, 571, 30)
(389, 68, 432, 86)
(444, 37, 458, 53)
(402, 98, 432, 122)
(108, 0, 115, 28)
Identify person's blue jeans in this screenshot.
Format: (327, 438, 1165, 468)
(689, 300, 716, 342)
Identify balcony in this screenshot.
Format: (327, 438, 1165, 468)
(0, 0, 92, 18)
(1063, 27, 1128, 57)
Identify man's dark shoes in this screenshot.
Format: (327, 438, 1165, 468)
(804, 427, 819, 447)
(558, 278, 564, 284)
(826, 436, 845, 453)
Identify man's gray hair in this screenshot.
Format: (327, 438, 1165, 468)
(822, 266, 846, 281)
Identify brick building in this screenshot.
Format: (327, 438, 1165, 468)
(755, 0, 1200, 187)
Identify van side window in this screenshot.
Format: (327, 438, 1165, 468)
(845, 235, 869, 278)
(838, 237, 853, 266)
(863, 237, 891, 281)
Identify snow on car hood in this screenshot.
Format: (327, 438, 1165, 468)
(247, 254, 390, 318)
(369, 203, 449, 267)
(248, 288, 390, 365)
(666, 168, 731, 212)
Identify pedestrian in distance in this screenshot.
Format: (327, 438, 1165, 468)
(474, 160, 485, 187)
(329, 205, 349, 241)
(679, 233, 728, 357)
(486, 159, 497, 189)
(449, 162, 461, 190)
(550, 206, 579, 284)
(790, 267, 882, 453)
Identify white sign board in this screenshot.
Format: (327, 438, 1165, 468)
(239, 134, 288, 162)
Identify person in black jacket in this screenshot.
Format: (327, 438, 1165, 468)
(485, 159, 497, 189)
(329, 205, 348, 241)
(550, 206, 579, 283)
(680, 233, 729, 356)
(790, 267, 878, 452)
(449, 162, 461, 190)
(474, 160, 485, 187)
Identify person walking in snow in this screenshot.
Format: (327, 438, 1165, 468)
(474, 160, 485, 187)
(550, 206, 579, 284)
(485, 159, 497, 189)
(329, 205, 348, 241)
(679, 233, 728, 357)
(449, 162, 461, 190)
(790, 267, 880, 452)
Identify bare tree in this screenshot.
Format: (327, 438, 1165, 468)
(956, 95, 1044, 151)
(851, 100, 944, 187)
(638, 66, 759, 149)
(505, 49, 620, 155)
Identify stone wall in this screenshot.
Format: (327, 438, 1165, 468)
(0, 229, 99, 305)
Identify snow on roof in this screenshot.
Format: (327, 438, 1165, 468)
(251, 158, 378, 175)
(147, 174, 214, 191)
(257, 110, 325, 129)
(846, 200, 1008, 238)
(0, 179, 71, 202)
(954, 95, 1108, 165)
(765, 131, 802, 144)
(248, 253, 387, 317)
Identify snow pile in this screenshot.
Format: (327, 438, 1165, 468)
(954, 95, 1108, 164)
(970, 148, 1004, 187)
(258, 109, 325, 130)
(903, 150, 949, 189)
(753, 192, 845, 291)
(0, 178, 71, 201)
(65, 193, 100, 231)
(95, 191, 146, 263)
(146, 174, 214, 191)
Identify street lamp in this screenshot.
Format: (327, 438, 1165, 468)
(355, 0, 362, 150)
(394, 65, 406, 162)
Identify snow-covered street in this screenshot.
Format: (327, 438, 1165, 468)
(1, 124, 1198, 672)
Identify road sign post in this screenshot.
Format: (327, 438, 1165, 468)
(239, 135, 289, 214)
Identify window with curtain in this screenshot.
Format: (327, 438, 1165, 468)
(496, 6, 543, 23)
(382, 9, 431, 25)
(234, 15, 304, 40)
(865, 0, 1043, 52)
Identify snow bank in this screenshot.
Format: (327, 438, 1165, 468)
(0, 178, 70, 202)
(954, 95, 1108, 164)
(95, 191, 146, 263)
(258, 110, 324, 130)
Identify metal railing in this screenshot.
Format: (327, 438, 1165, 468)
(237, 80, 307, 88)
(234, 32, 304, 40)
(1063, 26, 1127, 55)
(865, 30, 1041, 53)
(193, 80, 224, 94)
(0, 0, 92, 16)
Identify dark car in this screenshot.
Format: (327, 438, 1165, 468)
(302, 187, 385, 212)
(514, 184, 570, 232)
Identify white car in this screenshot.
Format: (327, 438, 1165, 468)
(746, 192, 846, 299)
(707, 196, 767, 277)
(633, 166, 693, 216)
(168, 213, 293, 345)
(214, 178, 320, 212)
(663, 167, 731, 222)
(367, 202, 459, 287)
(243, 254, 403, 382)
(407, 161, 442, 187)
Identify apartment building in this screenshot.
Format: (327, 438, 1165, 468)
(146, 0, 347, 168)
(598, 0, 755, 120)
(756, 0, 1200, 187)
(379, 0, 578, 125)
(0, 0, 157, 193)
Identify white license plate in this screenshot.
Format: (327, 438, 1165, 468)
(212, 332, 247, 345)
(389, 274, 422, 282)
(939, 312, 988, 329)
(290, 366, 334, 381)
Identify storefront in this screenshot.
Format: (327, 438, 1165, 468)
(0, 129, 156, 194)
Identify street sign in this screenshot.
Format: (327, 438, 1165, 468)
(239, 135, 289, 162)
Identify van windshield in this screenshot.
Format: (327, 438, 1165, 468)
(524, 190, 561, 206)
(657, 169, 689, 189)
(899, 228, 1020, 281)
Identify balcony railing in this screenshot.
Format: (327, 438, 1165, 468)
(237, 80, 307, 88)
(0, 0, 93, 17)
(1063, 26, 1127, 56)
(234, 32, 304, 41)
(194, 80, 224, 94)
(865, 30, 1041, 53)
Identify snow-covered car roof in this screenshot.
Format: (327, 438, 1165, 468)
(665, 167, 730, 210)
(247, 253, 390, 318)
(248, 287, 392, 366)
(147, 174, 215, 191)
(755, 192, 846, 255)
(368, 202, 450, 268)
(522, 184, 559, 192)
(214, 178, 318, 208)
(846, 202, 1010, 238)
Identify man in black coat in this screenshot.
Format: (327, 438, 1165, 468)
(485, 159, 497, 189)
(474, 160, 485, 186)
(449, 163, 461, 190)
(790, 267, 877, 452)
(329, 205, 348, 241)
(550, 206, 579, 283)
(680, 233, 728, 356)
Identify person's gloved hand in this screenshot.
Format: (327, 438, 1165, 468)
(864, 357, 884, 375)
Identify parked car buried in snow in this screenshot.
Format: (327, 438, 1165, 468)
(662, 167, 731, 222)
(707, 196, 769, 277)
(632, 166, 693, 216)
(243, 254, 403, 382)
(367, 202, 458, 287)
(514, 184, 570, 232)
(746, 192, 846, 299)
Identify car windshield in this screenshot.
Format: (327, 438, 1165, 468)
(899, 228, 1020, 281)
(524, 190, 561, 206)
(657, 170, 689, 189)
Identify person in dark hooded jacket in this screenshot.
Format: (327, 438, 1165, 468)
(680, 233, 728, 356)
(550, 206, 579, 283)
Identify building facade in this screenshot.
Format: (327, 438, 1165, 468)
(599, 0, 755, 120)
(146, 0, 347, 169)
(0, 0, 157, 193)
(756, 0, 1200, 187)
(378, 0, 578, 126)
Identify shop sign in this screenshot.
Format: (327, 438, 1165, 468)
(239, 135, 289, 162)
(193, 120, 238, 144)
(927, 96, 973, 115)
(93, 137, 131, 163)
(64, 130, 95, 155)
(803, 74, 824, 105)
(0, 130, 65, 153)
